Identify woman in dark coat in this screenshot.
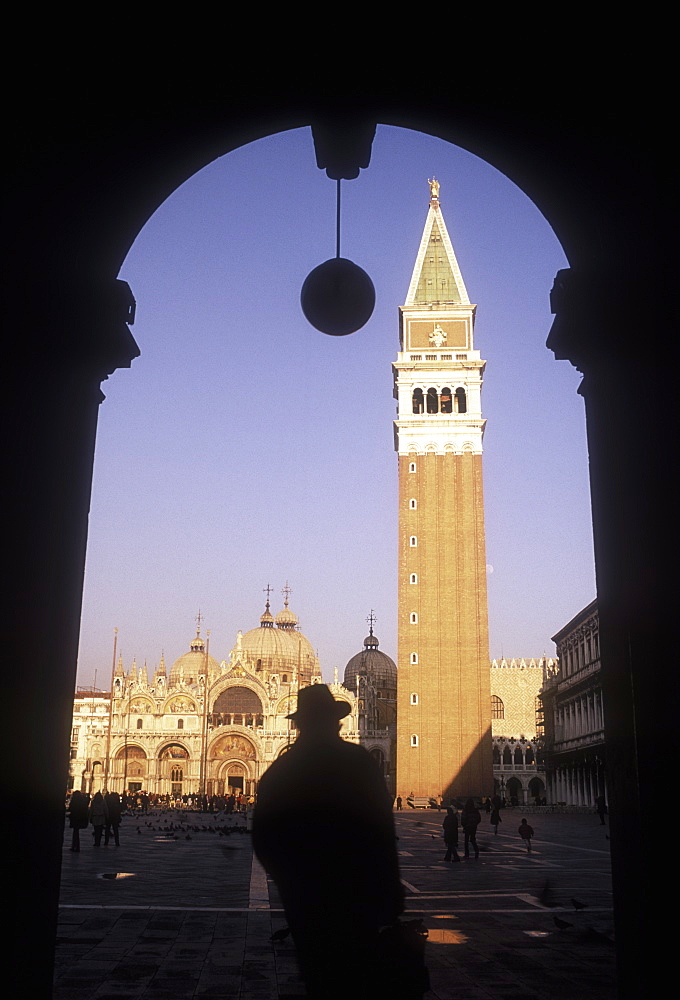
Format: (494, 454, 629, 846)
(442, 807, 461, 862)
(68, 791, 89, 852)
(104, 792, 123, 846)
(89, 791, 109, 847)
(461, 798, 481, 858)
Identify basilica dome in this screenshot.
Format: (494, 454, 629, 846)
(168, 632, 221, 687)
(344, 630, 397, 695)
(275, 604, 299, 628)
(240, 600, 318, 686)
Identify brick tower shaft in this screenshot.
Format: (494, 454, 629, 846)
(394, 180, 493, 802)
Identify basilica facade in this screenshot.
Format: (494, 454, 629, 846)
(69, 597, 396, 799)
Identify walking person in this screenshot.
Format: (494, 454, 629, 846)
(396, 795, 402, 810)
(518, 817, 534, 853)
(461, 798, 481, 859)
(595, 793, 607, 825)
(442, 806, 461, 862)
(252, 684, 405, 999)
(89, 790, 109, 847)
(104, 792, 122, 846)
(490, 795, 502, 836)
(68, 790, 89, 852)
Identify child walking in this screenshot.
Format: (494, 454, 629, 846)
(518, 818, 534, 853)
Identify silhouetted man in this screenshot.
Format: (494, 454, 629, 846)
(252, 684, 404, 999)
(596, 793, 607, 825)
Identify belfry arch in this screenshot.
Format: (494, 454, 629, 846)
(7, 84, 670, 1000)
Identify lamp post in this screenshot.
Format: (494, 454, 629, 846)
(104, 627, 117, 793)
(199, 630, 211, 798)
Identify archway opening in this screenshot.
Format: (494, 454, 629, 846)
(75, 126, 592, 697)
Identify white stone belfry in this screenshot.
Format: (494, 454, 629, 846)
(393, 180, 486, 458)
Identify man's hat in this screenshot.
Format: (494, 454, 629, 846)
(286, 684, 351, 722)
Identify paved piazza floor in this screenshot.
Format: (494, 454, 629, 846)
(55, 807, 616, 999)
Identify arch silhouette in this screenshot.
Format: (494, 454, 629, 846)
(6, 83, 670, 999)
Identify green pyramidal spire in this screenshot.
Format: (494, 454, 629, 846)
(405, 179, 470, 307)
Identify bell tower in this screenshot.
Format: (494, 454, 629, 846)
(394, 180, 493, 801)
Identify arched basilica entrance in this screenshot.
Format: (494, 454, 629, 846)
(207, 733, 258, 797)
(159, 744, 190, 797)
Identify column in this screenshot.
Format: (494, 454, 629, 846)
(587, 763, 596, 805)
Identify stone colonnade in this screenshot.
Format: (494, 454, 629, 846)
(554, 689, 604, 740)
(547, 754, 606, 807)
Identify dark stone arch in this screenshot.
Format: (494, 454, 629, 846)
(505, 776, 522, 805)
(369, 747, 385, 774)
(6, 77, 671, 1000)
(528, 776, 545, 801)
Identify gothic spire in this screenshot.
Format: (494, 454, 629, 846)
(405, 179, 470, 307)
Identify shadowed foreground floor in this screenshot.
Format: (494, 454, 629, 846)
(55, 808, 616, 999)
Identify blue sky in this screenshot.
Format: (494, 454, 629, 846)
(76, 125, 595, 687)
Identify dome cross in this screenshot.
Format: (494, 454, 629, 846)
(366, 609, 377, 635)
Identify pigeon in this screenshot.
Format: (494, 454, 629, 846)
(553, 916, 573, 931)
(271, 927, 291, 942)
(579, 927, 614, 946)
(538, 879, 558, 908)
(571, 898, 587, 912)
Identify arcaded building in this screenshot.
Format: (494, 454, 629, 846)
(490, 656, 558, 805)
(540, 600, 606, 807)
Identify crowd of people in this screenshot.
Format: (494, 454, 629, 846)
(66, 790, 122, 851)
(64, 788, 254, 851)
